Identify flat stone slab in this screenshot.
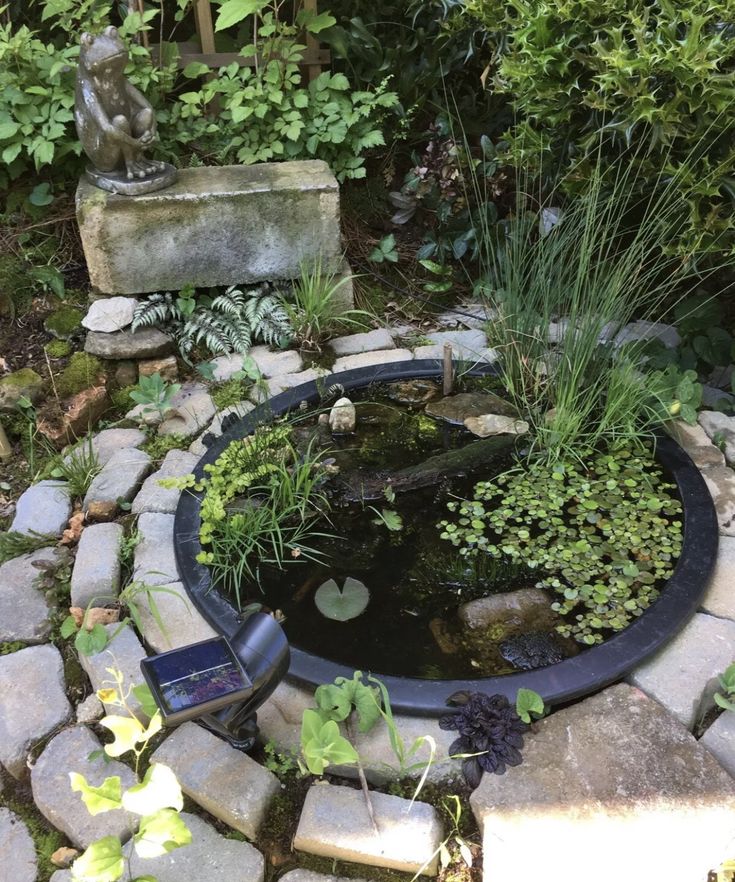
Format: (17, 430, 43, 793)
(332, 349, 413, 373)
(0, 547, 64, 643)
(133, 512, 178, 586)
(629, 613, 735, 730)
(614, 319, 680, 348)
(151, 722, 280, 840)
(413, 329, 496, 363)
(700, 711, 735, 779)
(666, 420, 725, 469)
(702, 465, 735, 536)
(78, 625, 148, 720)
(701, 535, 735, 620)
(133, 580, 216, 653)
(64, 428, 145, 468)
(82, 297, 138, 333)
(699, 410, 735, 464)
(132, 448, 198, 515)
(189, 401, 255, 455)
(83, 447, 152, 513)
(251, 367, 331, 403)
(31, 726, 137, 849)
(0, 644, 72, 778)
(471, 684, 735, 882)
(294, 783, 443, 875)
(330, 329, 395, 356)
(281, 872, 368, 882)
(0, 808, 37, 882)
(212, 347, 303, 382)
(77, 162, 340, 294)
(70, 522, 123, 608)
(10, 480, 71, 537)
(76, 693, 104, 724)
(85, 327, 174, 360)
(157, 383, 216, 437)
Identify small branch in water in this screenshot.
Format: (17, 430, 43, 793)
(443, 344, 453, 396)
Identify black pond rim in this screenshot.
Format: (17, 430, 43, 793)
(174, 358, 718, 717)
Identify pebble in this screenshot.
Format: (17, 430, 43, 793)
(328, 397, 356, 434)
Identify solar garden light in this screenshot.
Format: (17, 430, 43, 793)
(140, 612, 289, 751)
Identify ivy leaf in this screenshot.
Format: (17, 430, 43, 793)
(132, 683, 160, 719)
(515, 688, 545, 724)
(122, 764, 183, 816)
(134, 809, 192, 859)
(70, 836, 124, 882)
(60, 615, 78, 638)
(99, 715, 145, 758)
(69, 774, 123, 815)
(75, 624, 109, 657)
(314, 577, 370, 622)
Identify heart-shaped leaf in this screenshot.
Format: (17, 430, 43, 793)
(314, 577, 369, 622)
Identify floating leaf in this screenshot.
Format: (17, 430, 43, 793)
(314, 577, 369, 622)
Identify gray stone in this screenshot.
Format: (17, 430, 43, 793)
(614, 320, 680, 349)
(0, 644, 72, 778)
(629, 613, 735, 730)
(133, 512, 178, 586)
(127, 812, 264, 882)
(189, 401, 255, 456)
(0, 808, 37, 882)
(151, 722, 280, 840)
(132, 448, 198, 515)
(139, 355, 178, 382)
(157, 383, 216, 437)
(702, 385, 735, 409)
(133, 581, 216, 654)
(294, 783, 443, 875)
(11, 480, 72, 537)
(413, 329, 495, 363)
(333, 349, 413, 373)
(471, 683, 735, 882)
(328, 397, 356, 434)
(459, 587, 559, 635)
(81, 297, 138, 333)
(464, 414, 529, 437)
(78, 625, 148, 720)
(425, 392, 517, 425)
(77, 162, 341, 294)
(702, 536, 735, 620)
(666, 419, 725, 468)
(435, 302, 492, 329)
(75, 693, 104, 724)
(64, 428, 146, 468)
(702, 466, 735, 536)
(0, 547, 64, 643)
(31, 726, 137, 848)
(212, 347, 303, 382)
(0, 368, 45, 413)
(330, 329, 394, 356)
(281, 872, 367, 882)
(700, 711, 735, 779)
(699, 410, 735, 464)
(251, 367, 331, 403)
(70, 522, 123, 608)
(83, 447, 151, 514)
(85, 327, 174, 360)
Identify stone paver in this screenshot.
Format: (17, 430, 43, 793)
(78, 625, 148, 720)
(31, 726, 137, 849)
(413, 329, 496, 363)
(0, 547, 64, 643)
(666, 419, 725, 469)
(189, 401, 255, 455)
(10, 480, 71, 537)
(75, 693, 104, 724)
(701, 535, 735, 620)
(0, 644, 72, 778)
(702, 465, 735, 536)
(81, 297, 138, 333)
(152, 722, 280, 840)
(294, 783, 443, 875)
(251, 367, 331, 403)
(134, 580, 216, 653)
(64, 428, 146, 468)
(699, 410, 735, 465)
(157, 383, 216, 437)
(330, 329, 395, 356)
(281, 872, 368, 882)
(332, 349, 413, 373)
(132, 448, 198, 515)
(700, 711, 735, 779)
(133, 512, 178, 586)
(70, 522, 123, 608)
(614, 320, 680, 349)
(436, 302, 492, 329)
(83, 448, 152, 514)
(85, 327, 174, 360)
(212, 347, 303, 382)
(0, 808, 37, 882)
(629, 612, 735, 730)
(471, 683, 735, 882)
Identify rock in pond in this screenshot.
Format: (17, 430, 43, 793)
(499, 632, 567, 671)
(459, 587, 560, 638)
(464, 414, 529, 437)
(386, 379, 441, 407)
(425, 392, 516, 425)
(329, 397, 356, 434)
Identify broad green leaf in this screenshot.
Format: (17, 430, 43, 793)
(314, 577, 370, 622)
(69, 774, 123, 815)
(301, 716, 358, 775)
(182, 61, 211, 78)
(60, 615, 78, 638)
(75, 624, 109, 656)
(134, 809, 192, 859)
(374, 509, 402, 531)
(123, 763, 183, 816)
(132, 683, 160, 719)
(100, 715, 144, 757)
(516, 688, 545, 723)
(71, 836, 123, 882)
(315, 684, 352, 722)
(215, 0, 266, 31)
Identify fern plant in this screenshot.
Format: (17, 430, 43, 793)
(131, 285, 292, 360)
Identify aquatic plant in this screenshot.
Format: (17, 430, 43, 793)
(440, 691, 528, 788)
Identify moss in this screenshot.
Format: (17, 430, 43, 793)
(44, 339, 72, 359)
(0, 641, 27, 655)
(140, 433, 191, 462)
(55, 352, 104, 398)
(109, 384, 135, 414)
(0, 255, 34, 318)
(44, 306, 83, 340)
(298, 852, 413, 882)
(211, 379, 250, 411)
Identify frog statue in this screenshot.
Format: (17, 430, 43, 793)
(75, 26, 177, 195)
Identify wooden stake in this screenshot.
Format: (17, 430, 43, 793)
(443, 343, 453, 396)
(0, 419, 11, 463)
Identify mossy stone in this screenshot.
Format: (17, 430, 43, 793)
(55, 352, 104, 398)
(0, 369, 45, 413)
(44, 306, 83, 340)
(44, 340, 72, 359)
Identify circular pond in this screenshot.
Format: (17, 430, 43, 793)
(174, 360, 718, 715)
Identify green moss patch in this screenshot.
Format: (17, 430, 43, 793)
(44, 339, 72, 359)
(44, 306, 83, 340)
(55, 352, 104, 398)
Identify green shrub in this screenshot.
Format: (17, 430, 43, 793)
(467, 0, 735, 256)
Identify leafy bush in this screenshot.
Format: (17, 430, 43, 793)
(466, 0, 735, 255)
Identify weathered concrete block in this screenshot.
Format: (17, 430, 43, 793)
(0, 808, 37, 882)
(77, 162, 341, 294)
(701, 535, 735, 621)
(70, 522, 123, 608)
(78, 624, 148, 720)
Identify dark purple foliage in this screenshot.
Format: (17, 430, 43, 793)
(439, 691, 528, 788)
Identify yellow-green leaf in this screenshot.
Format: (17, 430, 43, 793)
(100, 715, 144, 757)
(69, 774, 123, 816)
(71, 836, 124, 882)
(134, 809, 192, 859)
(122, 763, 183, 816)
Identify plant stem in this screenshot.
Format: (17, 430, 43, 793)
(346, 715, 380, 837)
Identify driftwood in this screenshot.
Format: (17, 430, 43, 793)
(337, 435, 515, 503)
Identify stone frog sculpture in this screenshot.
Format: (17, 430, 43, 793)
(75, 26, 176, 195)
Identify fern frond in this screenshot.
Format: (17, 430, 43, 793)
(131, 292, 181, 333)
(211, 286, 247, 316)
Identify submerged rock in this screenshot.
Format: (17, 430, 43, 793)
(329, 397, 356, 434)
(464, 414, 529, 438)
(425, 392, 516, 425)
(499, 632, 566, 671)
(459, 587, 560, 638)
(386, 379, 441, 407)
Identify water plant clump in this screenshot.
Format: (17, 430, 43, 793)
(438, 446, 683, 645)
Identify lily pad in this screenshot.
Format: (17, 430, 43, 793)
(314, 577, 370, 622)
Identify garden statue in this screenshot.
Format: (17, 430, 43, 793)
(75, 26, 177, 195)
